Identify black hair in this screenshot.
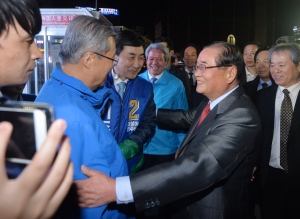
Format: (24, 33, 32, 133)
(154, 36, 174, 51)
(115, 30, 145, 56)
(181, 43, 200, 58)
(254, 47, 270, 62)
(243, 41, 261, 51)
(205, 42, 243, 81)
(0, 0, 41, 37)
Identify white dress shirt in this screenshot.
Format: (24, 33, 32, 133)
(116, 85, 239, 203)
(185, 66, 196, 86)
(111, 70, 128, 91)
(245, 66, 257, 82)
(269, 81, 300, 169)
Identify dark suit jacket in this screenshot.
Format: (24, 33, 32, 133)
(256, 85, 300, 200)
(242, 77, 275, 102)
(131, 87, 261, 219)
(168, 65, 191, 107)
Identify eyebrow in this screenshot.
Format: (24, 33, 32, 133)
(127, 52, 145, 56)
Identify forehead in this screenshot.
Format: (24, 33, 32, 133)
(184, 46, 197, 54)
(121, 45, 144, 55)
(198, 47, 217, 64)
(244, 44, 258, 52)
(256, 50, 269, 59)
(148, 49, 164, 57)
(0, 21, 29, 41)
(270, 50, 291, 62)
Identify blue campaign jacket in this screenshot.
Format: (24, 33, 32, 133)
(36, 67, 128, 219)
(139, 70, 188, 155)
(102, 72, 156, 171)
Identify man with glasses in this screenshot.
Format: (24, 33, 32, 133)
(75, 42, 261, 219)
(36, 15, 128, 219)
(101, 30, 156, 174)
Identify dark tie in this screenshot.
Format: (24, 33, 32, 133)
(280, 89, 293, 172)
(117, 82, 126, 99)
(151, 77, 157, 85)
(196, 103, 210, 128)
(188, 72, 194, 87)
(262, 83, 268, 88)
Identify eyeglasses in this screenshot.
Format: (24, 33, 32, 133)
(196, 64, 232, 73)
(93, 52, 118, 64)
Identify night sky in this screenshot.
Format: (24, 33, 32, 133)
(52, 0, 300, 42)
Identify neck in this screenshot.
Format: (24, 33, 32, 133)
(187, 66, 194, 72)
(246, 65, 256, 74)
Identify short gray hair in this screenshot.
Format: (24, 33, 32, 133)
(58, 15, 116, 65)
(145, 43, 169, 61)
(268, 43, 300, 67)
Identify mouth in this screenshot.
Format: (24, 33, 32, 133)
(150, 66, 159, 71)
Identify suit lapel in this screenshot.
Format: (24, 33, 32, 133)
(179, 101, 208, 148)
(288, 89, 300, 141)
(178, 86, 244, 154)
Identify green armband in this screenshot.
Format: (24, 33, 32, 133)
(119, 139, 140, 160)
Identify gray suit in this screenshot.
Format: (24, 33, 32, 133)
(130, 87, 261, 219)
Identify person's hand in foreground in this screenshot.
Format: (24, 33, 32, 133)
(0, 119, 73, 219)
(75, 165, 116, 208)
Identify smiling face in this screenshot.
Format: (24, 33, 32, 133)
(243, 44, 258, 68)
(114, 45, 144, 81)
(270, 50, 300, 88)
(255, 50, 270, 81)
(195, 47, 237, 101)
(0, 20, 42, 86)
(183, 46, 197, 69)
(146, 49, 167, 77)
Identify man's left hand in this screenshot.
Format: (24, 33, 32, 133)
(74, 165, 116, 208)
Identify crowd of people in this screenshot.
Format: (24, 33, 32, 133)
(1, 0, 300, 219)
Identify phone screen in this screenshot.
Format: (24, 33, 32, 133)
(0, 107, 48, 179)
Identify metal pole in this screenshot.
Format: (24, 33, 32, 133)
(95, 0, 97, 9)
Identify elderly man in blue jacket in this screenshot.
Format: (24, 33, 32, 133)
(139, 43, 188, 169)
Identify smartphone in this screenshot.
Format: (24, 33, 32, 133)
(0, 101, 55, 178)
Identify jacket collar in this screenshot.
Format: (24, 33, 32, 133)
(51, 67, 110, 110)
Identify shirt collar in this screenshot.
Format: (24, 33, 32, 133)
(259, 78, 272, 86)
(209, 85, 239, 110)
(278, 81, 300, 97)
(147, 71, 164, 82)
(112, 69, 129, 86)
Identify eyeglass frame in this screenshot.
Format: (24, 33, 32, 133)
(92, 52, 118, 64)
(196, 64, 232, 73)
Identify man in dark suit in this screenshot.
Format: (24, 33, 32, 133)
(256, 43, 300, 219)
(181, 44, 206, 108)
(154, 36, 192, 107)
(243, 47, 275, 101)
(74, 42, 261, 219)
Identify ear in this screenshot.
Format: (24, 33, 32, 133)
(83, 52, 94, 69)
(226, 65, 237, 84)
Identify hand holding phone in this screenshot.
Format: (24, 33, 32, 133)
(0, 101, 55, 178)
(0, 119, 73, 219)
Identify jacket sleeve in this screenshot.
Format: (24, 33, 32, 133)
(128, 91, 156, 148)
(157, 108, 197, 130)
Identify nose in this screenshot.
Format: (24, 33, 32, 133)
(195, 67, 202, 77)
(133, 58, 142, 68)
(31, 42, 43, 60)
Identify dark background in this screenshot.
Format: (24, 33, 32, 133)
(38, 0, 300, 52)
